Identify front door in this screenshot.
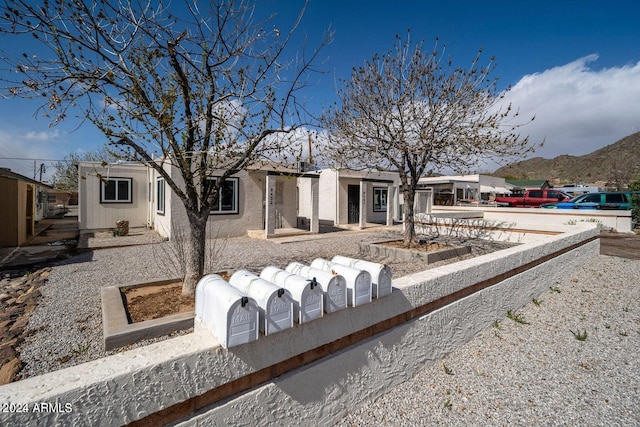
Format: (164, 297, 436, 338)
(347, 185, 360, 224)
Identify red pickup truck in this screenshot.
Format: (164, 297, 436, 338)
(495, 189, 572, 207)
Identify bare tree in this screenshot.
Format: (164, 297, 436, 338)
(607, 160, 633, 191)
(51, 147, 120, 191)
(322, 34, 536, 247)
(0, 0, 331, 295)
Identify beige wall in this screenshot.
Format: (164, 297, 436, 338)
(163, 169, 267, 239)
(0, 177, 18, 246)
(0, 178, 34, 247)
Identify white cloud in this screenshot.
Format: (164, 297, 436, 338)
(499, 54, 640, 160)
(22, 129, 61, 142)
(0, 129, 63, 180)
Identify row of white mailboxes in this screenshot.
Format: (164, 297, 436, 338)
(195, 255, 392, 348)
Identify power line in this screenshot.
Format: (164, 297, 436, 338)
(0, 156, 65, 162)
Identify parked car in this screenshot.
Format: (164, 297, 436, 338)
(541, 191, 637, 209)
(494, 189, 572, 207)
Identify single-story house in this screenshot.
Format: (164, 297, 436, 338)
(418, 174, 511, 206)
(78, 160, 319, 239)
(505, 179, 552, 192)
(46, 188, 75, 217)
(305, 168, 401, 228)
(0, 168, 51, 247)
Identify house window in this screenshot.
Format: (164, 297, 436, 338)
(156, 178, 165, 215)
(207, 177, 239, 214)
(373, 187, 387, 212)
(101, 177, 132, 203)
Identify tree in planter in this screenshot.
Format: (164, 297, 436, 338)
(0, 0, 331, 295)
(321, 34, 536, 247)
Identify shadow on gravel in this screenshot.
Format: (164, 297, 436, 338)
(600, 231, 640, 260)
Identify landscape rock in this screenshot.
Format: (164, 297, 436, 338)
(0, 267, 50, 384)
(0, 358, 22, 385)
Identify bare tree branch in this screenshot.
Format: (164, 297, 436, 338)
(322, 33, 537, 246)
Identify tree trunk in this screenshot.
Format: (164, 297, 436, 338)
(182, 211, 208, 297)
(403, 187, 417, 248)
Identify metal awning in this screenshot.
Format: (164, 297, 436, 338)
(480, 185, 511, 194)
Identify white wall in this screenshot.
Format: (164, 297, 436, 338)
(318, 169, 338, 224)
(0, 225, 599, 426)
(78, 162, 149, 231)
(431, 205, 634, 233)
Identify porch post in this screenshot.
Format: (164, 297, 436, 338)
(265, 175, 276, 237)
(310, 177, 319, 233)
(386, 184, 394, 226)
(359, 181, 367, 229)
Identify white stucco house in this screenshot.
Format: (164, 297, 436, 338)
(78, 160, 319, 239)
(299, 168, 401, 228)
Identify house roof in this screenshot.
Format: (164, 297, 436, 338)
(505, 179, 551, 189)
(0, 168, 53, 189)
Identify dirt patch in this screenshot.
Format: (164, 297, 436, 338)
(121, 272, 231, 323)
(377, 240, 451, 252)
(599, 231, 640, 260)
(121, 282, 194, 323)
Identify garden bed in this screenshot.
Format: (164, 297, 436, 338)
(359, 239, 472, 262)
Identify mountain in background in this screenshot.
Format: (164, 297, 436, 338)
(493, 131, 640, 186)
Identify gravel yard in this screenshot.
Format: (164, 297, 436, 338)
(11, 228, 640, 426)
(17, 229, 509, 379)
(336, 254, 640, 426)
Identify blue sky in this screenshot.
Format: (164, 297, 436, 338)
(1, 0, 640, 180)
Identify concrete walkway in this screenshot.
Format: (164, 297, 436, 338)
(0, 217, 79, 270)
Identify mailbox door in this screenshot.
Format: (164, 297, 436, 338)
(227, 300, 259, 348)
(265, 293, 293, 335)
(353, 272, 372, 306)
(325, 278, 347, 313)
(300, 287, 323, 323)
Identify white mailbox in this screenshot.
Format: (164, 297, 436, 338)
(331, 255, 393, 298)
(310, 258, 372, 307)
(229, 270, 294, 335)
(260, 266, 323, 324)
(286, 262, 347, 313)
(195, 274, 259, 348)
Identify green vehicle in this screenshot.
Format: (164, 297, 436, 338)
(541, 191, 638, 209)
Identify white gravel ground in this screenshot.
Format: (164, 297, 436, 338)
(17, 230, 509, 378)
(336, 254, 640, 426)
(16, 230, 640, 426)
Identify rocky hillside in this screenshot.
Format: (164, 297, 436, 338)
(494, 132, 640, 185)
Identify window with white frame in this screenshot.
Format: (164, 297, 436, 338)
(207, 177, 239, 214)
(373, 187, 388, 212)
(101, 177, 132, 203)
(156, 178, 165, 215)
